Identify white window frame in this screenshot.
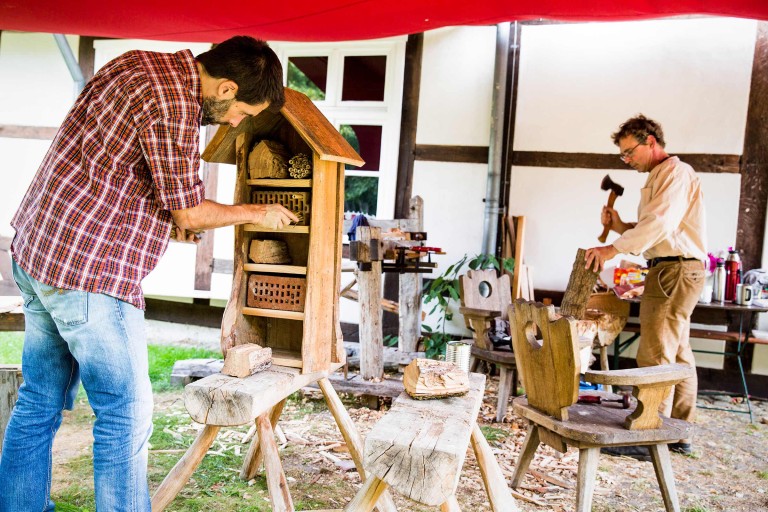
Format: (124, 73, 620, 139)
(271, 37, 406, 219)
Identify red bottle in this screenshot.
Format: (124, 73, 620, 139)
(724, 249, 741, 302)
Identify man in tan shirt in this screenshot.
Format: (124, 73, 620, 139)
(585, 115, 707, 456)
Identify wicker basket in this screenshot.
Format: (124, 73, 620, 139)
(251, 190, 310, 226)
(247, 274, 306, 312)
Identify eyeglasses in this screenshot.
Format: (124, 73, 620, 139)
(619, 141, 644, 162)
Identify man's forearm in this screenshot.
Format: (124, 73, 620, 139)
(615, 221, 637, 234)
(171, 199, 265, 231)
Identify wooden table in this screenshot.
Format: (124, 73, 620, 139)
(614, 298, 768, 422)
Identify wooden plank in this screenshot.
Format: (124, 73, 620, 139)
(357, 226, 383, 381)
(0, 125, 59, 140)
(511, 151, 741, 173)
(414, 144, 489, 164)
(512, 217, 526, 300)
(737, 21, 768, 273)
(395, 33, 423, 219)
(332, 163, 347, 364)
(184, 362, 343, 426)
(244, 224, 309, 234)
(243, 264, 307, 275)
(0, 365, 22, 452)
(306, 373, 404, 398)
(145, 298, 223, 329)
(221, 132, 265, 354)
(302, 158, 339, 374)
(247, 178, 312, 188)
(242, 307, 305, 321)
(398, 196, 424, 352)
(363, 373, 486, 506)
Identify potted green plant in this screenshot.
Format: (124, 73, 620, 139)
(421, 253, 514, 359)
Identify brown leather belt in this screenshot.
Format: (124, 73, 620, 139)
(646, 256, 698, 268)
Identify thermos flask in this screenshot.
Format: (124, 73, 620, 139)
(713, 260, 726, 302)
(725, 249, 741, 302)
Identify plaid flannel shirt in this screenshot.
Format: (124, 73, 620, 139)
(12, 49, 204, 309)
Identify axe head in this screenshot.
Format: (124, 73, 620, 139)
(600, 174, 624, 196)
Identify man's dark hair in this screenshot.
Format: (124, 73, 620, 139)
(197, 36, 285, 112)
(612, 114, 666, 148)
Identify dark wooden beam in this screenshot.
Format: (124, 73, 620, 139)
(145, 298, 223, 328)
(394, 33, 423, 219)
(413, 144, 489, 164)
(512, 151, 741, 173)
(0, 125, 58, 140)
(77, 36, 95, 82)
(500, 21, 522, 229)
(737, 21, 768, 273)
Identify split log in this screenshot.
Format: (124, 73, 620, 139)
(249, 239, 291, 264)
(403, 359, 469, 399)
(560, 248, 598, 319)
(248, 140, 289, 179)
(221, 344, 272, 378)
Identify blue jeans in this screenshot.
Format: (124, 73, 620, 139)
(0, 260, 153, 511)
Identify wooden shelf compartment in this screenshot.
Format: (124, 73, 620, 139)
(269, 349, 303, 369)
(243, 263, 307, 275)
(247, 178, 312, 188)
(242, 307, 305, 321)
(244, 224, 310, 234)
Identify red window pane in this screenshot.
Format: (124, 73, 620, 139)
(288, 56, 328, 101)
(342, 56, 386, 101)
(340, 124, 382, 171)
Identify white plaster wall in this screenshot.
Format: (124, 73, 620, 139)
(418, 26, 497, 146)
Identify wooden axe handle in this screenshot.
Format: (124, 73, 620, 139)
(597, 190, 618, 243)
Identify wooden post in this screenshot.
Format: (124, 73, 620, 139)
(318, 378, 398, 512)
(357, 226, 383, 381)
(240, 398, 286, 480)
(257, 413, 295, 511)
(0, 365, 22, 452)
(398, 196, 423, 353)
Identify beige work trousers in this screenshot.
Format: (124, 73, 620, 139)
(638, 259, 705, 428)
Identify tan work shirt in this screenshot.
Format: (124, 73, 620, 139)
(611, 156, 707, 262)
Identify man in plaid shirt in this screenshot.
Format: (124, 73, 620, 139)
(0, 36, 297, 511)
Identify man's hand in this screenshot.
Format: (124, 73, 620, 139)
(584, 245, 619, 272)
(171, 224, 203, 244)
(259, 204, 300, 230)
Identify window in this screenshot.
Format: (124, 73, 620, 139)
(273, 38, 406, 219)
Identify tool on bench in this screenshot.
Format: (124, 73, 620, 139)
(578, 393, 631, 409)
(598, 174, 625, 243)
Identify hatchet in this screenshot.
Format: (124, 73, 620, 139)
(598, 174, 624, 243)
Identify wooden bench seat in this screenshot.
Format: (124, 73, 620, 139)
(346, 372, 516, 511)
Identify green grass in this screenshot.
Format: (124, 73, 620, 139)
(480, 425, 509, 443)
(0, 331, 24, 363)
(147, 344, 220, 392)
(757, 470, 768, 480)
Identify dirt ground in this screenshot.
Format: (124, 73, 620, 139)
(45, 321, 768, 510)
(50, 371, 768, 512)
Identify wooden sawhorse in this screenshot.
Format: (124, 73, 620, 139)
(344, 373, 519, 511)
(151, 363, 396, 512)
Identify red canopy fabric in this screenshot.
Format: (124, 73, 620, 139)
(1, 1, 767, 42)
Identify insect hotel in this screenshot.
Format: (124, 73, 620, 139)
(152, 88, 399, 511)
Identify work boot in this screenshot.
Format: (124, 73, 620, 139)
(669, 442, 692, 455)
(600, 445, 651, 462)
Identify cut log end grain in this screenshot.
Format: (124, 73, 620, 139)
(249, 239, 291, 264)
(403, 358, 469, 399)
(248, 140, 289, 179)
(221, 344, 273, 378)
